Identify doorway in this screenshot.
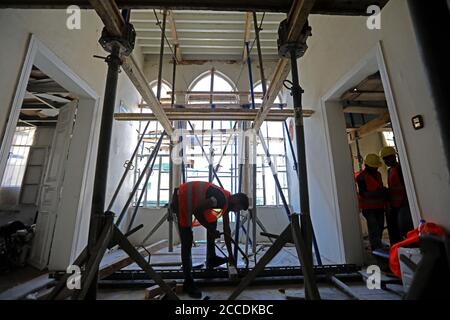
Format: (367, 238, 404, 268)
(320, 43, 420, 265)
(0, 36, 99, 271)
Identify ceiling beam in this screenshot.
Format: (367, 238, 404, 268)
(166, 10, 182, 61)
(21, 104, 54, 110)
(27, 80, 68, 94)
(34, 93, 72, 103)
(253, 0, 317, 131)
(19, 114, 59, 122)
(114, 108, 313, 121)
(348, 112, 390, 142)
(0, 0, 390, 15)
(343, 106, 388, 115)
(139, 103, 288, 109)
(137, 31, 279, 41)
(242, 12, 253, 62)
(88, 0, 173, 135)
(2, 0, 292, 12)
(26, 91, 57, 109)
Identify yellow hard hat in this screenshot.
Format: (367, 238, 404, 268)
(364, 154, 382, 168)
(379, 146, 397, 159)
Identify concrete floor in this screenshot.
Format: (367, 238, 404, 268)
(0, 242, 405, 300)
(97, 243, 404, 301)
(0, 265, 45, 293)
(97, 282, 404, 301)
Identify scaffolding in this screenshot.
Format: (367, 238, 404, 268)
(42, 0, 364, 301)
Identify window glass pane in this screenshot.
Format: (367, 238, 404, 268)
(383, 131, 395, 147)
(253, 83, 281, 104)
(151, 82, 171, 101)
(1, 127, 36, 187)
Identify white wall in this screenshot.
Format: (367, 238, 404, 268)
(244, 206, 290, 243)
(0, 9, 144, 270)
(293, 0, 450, 264)
(126, 207, 180, 246)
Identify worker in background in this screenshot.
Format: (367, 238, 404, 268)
(380, 146, 414, 243)
(356, 154, 388, 251)
(170, 181, 249, 298)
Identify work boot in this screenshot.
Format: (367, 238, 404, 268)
(206, 255, 228, 269)
(183, 280, 202, 299)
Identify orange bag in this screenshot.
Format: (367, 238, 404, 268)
(389, 222, 446, 277)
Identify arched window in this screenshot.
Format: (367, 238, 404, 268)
(253, 81, 282, 105)
(150, 80, 172, 103)
(188, 71, 238, 105)
(182, 70, 238, 193)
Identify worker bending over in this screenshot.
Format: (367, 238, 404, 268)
(356, 154, 388, 251)
(170, 181, 249, 298)
(380, 146, 414, 243)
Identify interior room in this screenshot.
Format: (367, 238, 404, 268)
(0, 0, 449, 302)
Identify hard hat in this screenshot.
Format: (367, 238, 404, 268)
(379, 146, 397, 159)
(364, 154, 382, 168)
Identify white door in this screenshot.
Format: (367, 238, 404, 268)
(29, 101, 77, 269)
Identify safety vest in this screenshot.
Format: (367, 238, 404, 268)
(389, 222, 446, 278)
(357, 170, 386, 210)
(177, 181, 230, 228)
(388, 165, 407, 208)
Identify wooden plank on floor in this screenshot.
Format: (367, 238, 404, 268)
(0, 274, 55, 300)
(144, 284, 164, 300)
(99, 239, 168, 279)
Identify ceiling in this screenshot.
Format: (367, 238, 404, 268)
(131, 10, 284, 61)
(1, 0, 390, 14)
(19, 66, 76, 127)
(2, 1, 390, 62)
(341, 72, 391, 135)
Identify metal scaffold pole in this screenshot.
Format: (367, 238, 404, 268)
(126, 133, 165, 233)
(245, 40, 258, 255)
(85, 42, 121, 300)
(156, 10, 167, 101)
(168, 53, 177, 252)
(115, 132, 166, 227)
(290, 47, 314, 267)
(209, 68, 215, 183)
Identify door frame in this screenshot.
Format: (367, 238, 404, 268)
(0, 35, 100, 269)
(320, 42, 421, 259)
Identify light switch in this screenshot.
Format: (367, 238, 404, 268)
(412, 115, 424, 130)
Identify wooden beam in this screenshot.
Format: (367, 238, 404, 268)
(253, 0, 317, 131)
(169, 91, 255, 96)
(98, 240, 168, 279)
(88, 0, 173, 135)
(114, 108, 314, 121)
(0, 0, 390, 16)
(140, 103, 288, 109)
(167, 10, 182, 62)
(348, 112, 390, 142)
(242, 12, 253, 62)
(341, 90, 386, 101)
(343, 106, 388, 115)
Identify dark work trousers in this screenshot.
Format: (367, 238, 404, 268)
(386, 207, 402, 245)
(362, 209, 385, 251)
(179, 221, 217, 283)
(398, 204, 414, 238)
